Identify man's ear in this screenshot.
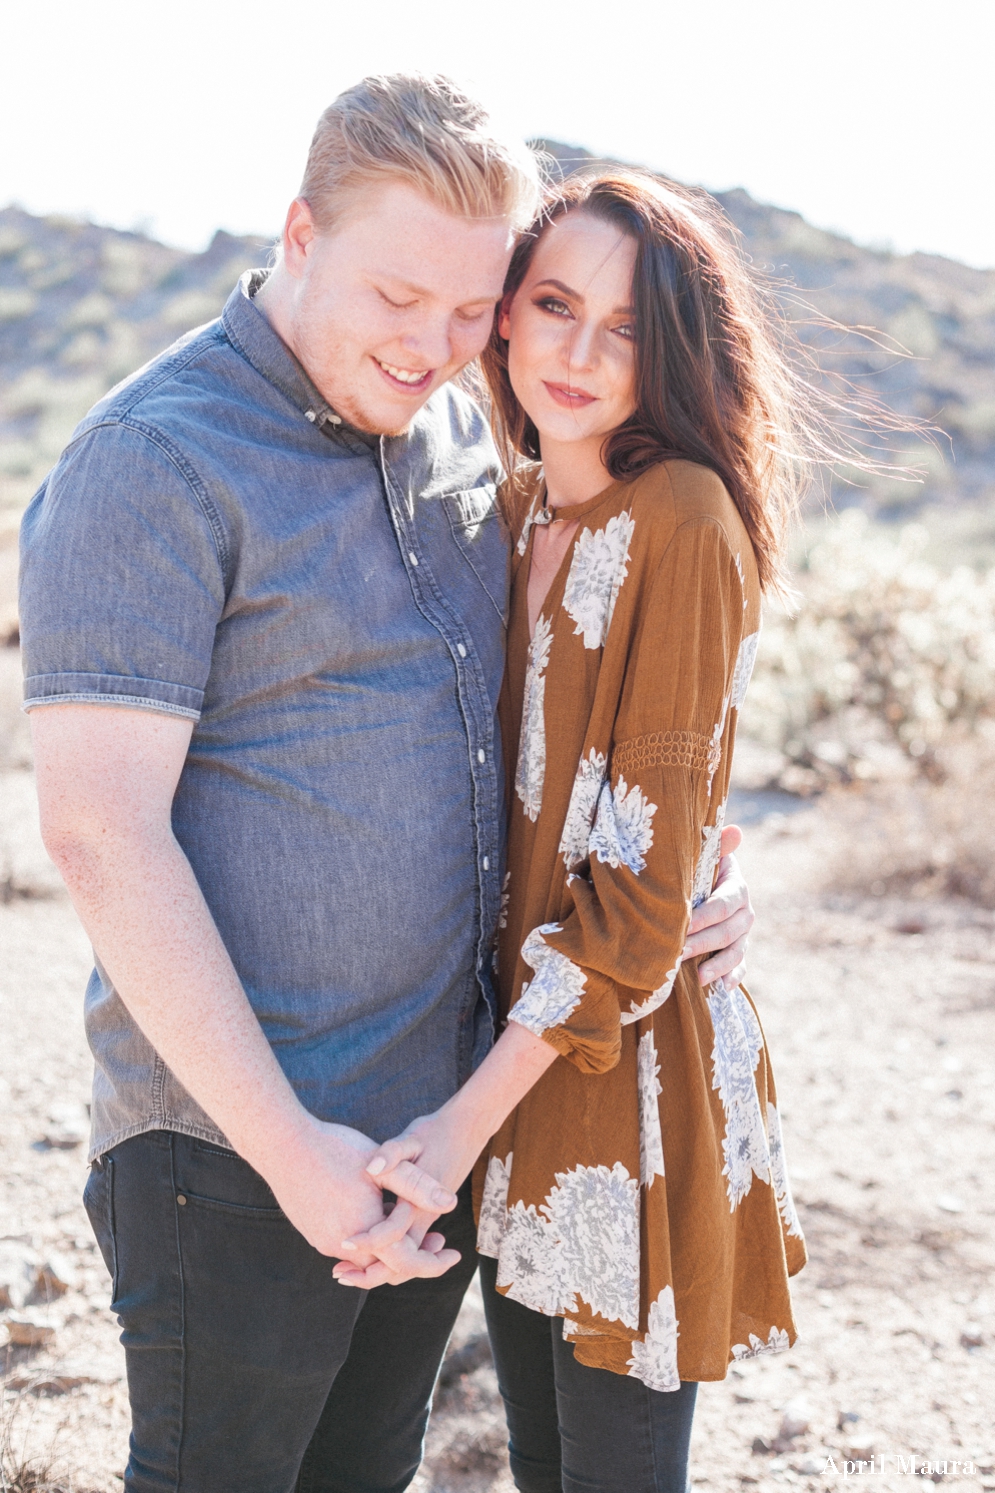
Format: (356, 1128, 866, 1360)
(282, 197, 317, 279)
(497, 292, 514, 341)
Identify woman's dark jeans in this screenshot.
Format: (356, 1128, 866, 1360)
(479, 1255, 697, 1493)
(83, 1129, 480, 1493)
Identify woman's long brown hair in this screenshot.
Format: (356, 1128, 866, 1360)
(482, 169, 851, 592)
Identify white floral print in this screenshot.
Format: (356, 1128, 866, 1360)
(515, 614, 553, 821)
(516, 491, 544, 556)
(730, 631, 760, 710)
(547, 1162, 641, 1328)
(766, 1102, 803, 1238)
(620, 962, 681, 1026)
(692, 802, 726, 909)
(562, 512, 635, 649)
(637, 1030, 666, 1186)
(627, 1285, 680, 1392)
(486, 1162, 641, 1329)
(731, 1326, 790, 1360)
(558, 749, 608, 868)
(497, 1200, 573, 1315)
(590, 776, 658, 875)
(510, 924, 587, 1035)
(477, 1152, 512, 1257)
(707, 980, 771, 1209)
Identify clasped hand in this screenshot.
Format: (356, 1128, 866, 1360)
(332, 1110, 476, 1289)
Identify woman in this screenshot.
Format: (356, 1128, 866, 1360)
(337, 170, 807, 1491)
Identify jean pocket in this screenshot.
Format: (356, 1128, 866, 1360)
(83, 1156, 118, 1302)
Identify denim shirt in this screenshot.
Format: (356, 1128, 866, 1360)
(19, 272, 509, 1159)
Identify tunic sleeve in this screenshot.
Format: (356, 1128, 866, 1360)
(507, 515, 753, 1072)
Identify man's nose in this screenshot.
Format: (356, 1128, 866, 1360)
(400, 317, 452, 372)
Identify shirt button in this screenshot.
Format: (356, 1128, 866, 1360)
(477, 749, 486, 764)
(176, 1194, 187, 1205)
(483, 856, 490, 870)
(457, 643, 467, 658)
(304, 410, 317, 423)
(409, 551, 419, 567)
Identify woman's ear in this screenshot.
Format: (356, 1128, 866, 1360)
(497, 292, 514, 342)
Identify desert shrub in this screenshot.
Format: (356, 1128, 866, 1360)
(742, 510, 995, 789)
(821, 735, 995, 908)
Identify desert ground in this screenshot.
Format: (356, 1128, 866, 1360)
(1, 515, 993, 1490)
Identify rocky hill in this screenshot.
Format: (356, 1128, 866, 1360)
(1, 145, 992, 526)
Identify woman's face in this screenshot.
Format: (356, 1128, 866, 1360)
(500, 210, 638, 455)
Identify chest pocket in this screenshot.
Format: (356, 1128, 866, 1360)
(441, 486, 509, 623)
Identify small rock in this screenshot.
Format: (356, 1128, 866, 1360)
(797, 1454, 831, 1475)
(936, 1194, 965, 1215)
(752, 1436, 772, 1456)
(845, 1432, 877, 1457)
(36, 1253, 77, 1298)
(837, 1410, 860, 1430)
(4, 1312, 57, 1347)
(0, 1240, 40, 1310)
(960, 1323, 985, 1348)
(779, 1396, 812, 1440)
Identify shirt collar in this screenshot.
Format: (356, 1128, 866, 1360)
(221, 270, 378, 449)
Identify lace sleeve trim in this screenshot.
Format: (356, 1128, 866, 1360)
(612, 729, 719, 779)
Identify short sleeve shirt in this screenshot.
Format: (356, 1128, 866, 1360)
(19, 272, 508, 1158)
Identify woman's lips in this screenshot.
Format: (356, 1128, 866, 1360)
(543, 381, 597, 409)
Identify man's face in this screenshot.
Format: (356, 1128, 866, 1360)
(281, 182, 516, 435)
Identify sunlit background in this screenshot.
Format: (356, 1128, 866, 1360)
(2, 0, 992, 266)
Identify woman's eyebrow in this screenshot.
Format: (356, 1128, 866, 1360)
(533, 278, 634, 314)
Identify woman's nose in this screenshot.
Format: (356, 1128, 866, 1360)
(565, 319, 598, 373)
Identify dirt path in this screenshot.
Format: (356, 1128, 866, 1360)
(2, 766, 993, 1490)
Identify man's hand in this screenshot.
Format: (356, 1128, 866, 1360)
(683, 824, 754, 986)
(331, 1110, 474, 1288)
(29, 703, 458, 1276)
(261, 1115, 459, 1270)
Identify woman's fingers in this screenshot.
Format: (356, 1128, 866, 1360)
(370, 1158, 457, 1214)
(365, 1135, 422, 1179)
(365, 1137, 457, 1215)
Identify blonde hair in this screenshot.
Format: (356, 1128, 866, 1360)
(300, 73, 542, 232)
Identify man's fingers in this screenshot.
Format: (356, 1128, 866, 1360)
(378, 1158, 457, 1214)
(718, 824, 743, 857)
(697, 936, 748, 987)
(341, 1201, 417, 1255)
(334, 1240, 462, 1288)
(684, 904, 753, 960)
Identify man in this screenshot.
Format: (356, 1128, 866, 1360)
(20, 75, 754, 1492)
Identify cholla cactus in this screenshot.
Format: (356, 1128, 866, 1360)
(742, 511, 995, 785)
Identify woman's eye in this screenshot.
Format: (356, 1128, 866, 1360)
(614, 323, 635, 341)
(536, 297, 572, 318)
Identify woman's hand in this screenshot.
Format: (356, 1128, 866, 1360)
(334, 1025, 558, 1288)
(332, 1108, 481, 1288)
(683, 824, 754, 987)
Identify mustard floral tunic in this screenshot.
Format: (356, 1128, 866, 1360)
(474, 459, 807, 1390)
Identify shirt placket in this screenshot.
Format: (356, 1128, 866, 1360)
(377, 442, 501, 1027)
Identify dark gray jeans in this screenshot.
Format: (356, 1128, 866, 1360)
(479, 1255, 697, 1493)
(84, 1130, 478, 1493)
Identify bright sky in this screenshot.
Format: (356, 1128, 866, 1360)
(3, 0, 992, 268)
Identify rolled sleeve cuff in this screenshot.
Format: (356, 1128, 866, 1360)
(23, 671, 203, 720)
